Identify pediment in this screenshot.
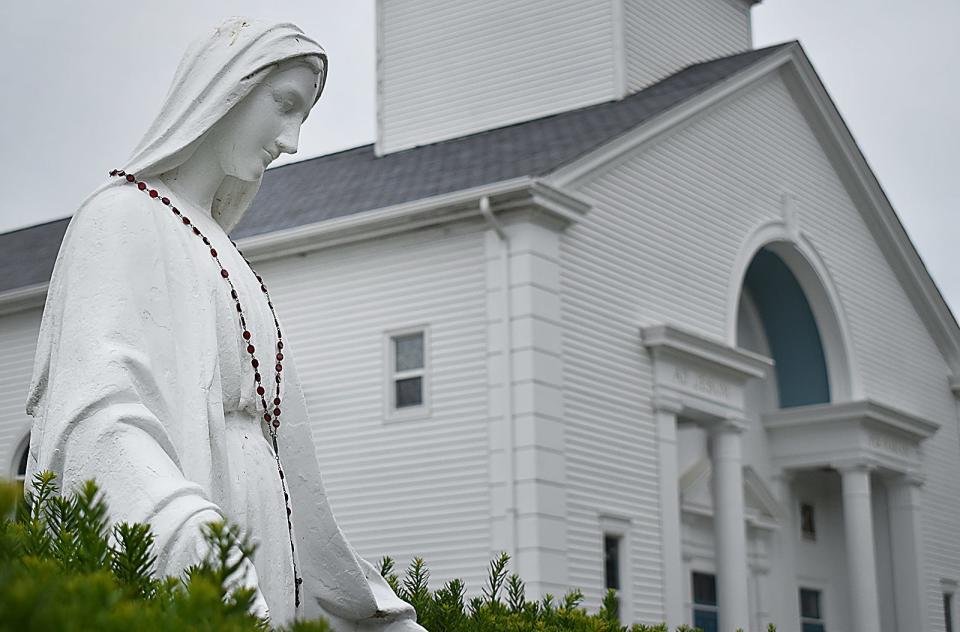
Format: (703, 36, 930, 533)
(552, 43, 960, 380)
(679, 458, 783, 530)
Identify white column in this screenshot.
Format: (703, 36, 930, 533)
(770, 472, 800, 632)
(656, 400, 684, 628)
(888, 475, 928, 632)
(839, 464, 881, 632)
(711, 420, 750, 632)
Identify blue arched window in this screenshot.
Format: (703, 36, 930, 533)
(743, 248, 830, 408)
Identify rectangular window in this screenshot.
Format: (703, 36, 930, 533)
(386, 328, 429, 419)
(603, 534, 621, 591)
(800, 502, 816, 540)
(946, 592, 955, 632)
(692, 572, 718, 632)
(799, 588, 825, 632)
(599, 516, 630, 622)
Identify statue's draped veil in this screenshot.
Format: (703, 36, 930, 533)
(125, 17, 327, 232)
(27, 16, 328, 442)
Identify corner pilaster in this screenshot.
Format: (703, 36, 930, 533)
(485, 208, 570, 597)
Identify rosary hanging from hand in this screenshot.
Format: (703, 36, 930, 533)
(110, 169, 303, 608)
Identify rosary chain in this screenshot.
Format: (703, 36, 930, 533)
(109, 169, 303, 608)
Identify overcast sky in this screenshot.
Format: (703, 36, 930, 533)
(0, 1, 957, 316)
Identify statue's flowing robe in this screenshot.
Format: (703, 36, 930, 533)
(26, 184, 420, 630)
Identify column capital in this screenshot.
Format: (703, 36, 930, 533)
(889, 471, 926, 488)
(713, 415, 748, 434)
(653, 395, 683, 414)
(834, 459, 878, 475)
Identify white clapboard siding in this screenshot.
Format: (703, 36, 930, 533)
(376, 0, 615, 154)
(624, 0, 753, 91)
(0, 220, 492, 589)
(377, 0, 755, 155)
(257, 219, 492, 588)
(0, 308, 39, 479)
(560, 72, 960, 628)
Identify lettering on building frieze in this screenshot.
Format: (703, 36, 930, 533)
(868, 432, 914, 458)
(672, 367, 729, 401)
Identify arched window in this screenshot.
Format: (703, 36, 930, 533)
(741, 248, 831, 408)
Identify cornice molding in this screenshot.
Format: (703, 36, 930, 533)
(237, 178, 589, 264)
(763, 399, 939, 443)
(0, 283, 47, 316)
(641, 323, 773, 381)
(0, 179, 591, 313)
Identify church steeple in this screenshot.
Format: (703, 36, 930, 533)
(375, 0, 759, 155)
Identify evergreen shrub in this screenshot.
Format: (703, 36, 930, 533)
(0, 473, 771, 632)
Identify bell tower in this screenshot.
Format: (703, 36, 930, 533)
(375, 0, 759, 155)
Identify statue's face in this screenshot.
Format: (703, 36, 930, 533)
(208, 60, 320, 182)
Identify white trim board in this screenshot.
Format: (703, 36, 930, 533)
(0, 179, 590, 314)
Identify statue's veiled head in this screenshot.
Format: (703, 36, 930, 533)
(205, 56, 323, 183)
(122, 18, 327, 231)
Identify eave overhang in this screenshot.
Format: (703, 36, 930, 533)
(0, 178, 590, 315)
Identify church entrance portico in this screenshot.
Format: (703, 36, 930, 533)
(643, 323, 773, 630)
(766, 401, 937, 632)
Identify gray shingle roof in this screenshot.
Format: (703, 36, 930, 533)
(0, 43, 790, 295)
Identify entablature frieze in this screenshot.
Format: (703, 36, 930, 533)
(642, 323, 773, 423)
(764, 400, 939, 475)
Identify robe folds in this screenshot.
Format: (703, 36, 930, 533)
(25, 183, 424, 631)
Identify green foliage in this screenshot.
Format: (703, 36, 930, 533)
(0, 472, 331, 632)
(375, 553, 751, 632)
(0, 473, 777, 631)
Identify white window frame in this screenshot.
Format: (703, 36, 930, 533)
(799, 500, 817, 541)
(383, 325, 431, 422)
(691, 570, 719, 628)
(798, 585, 827, 631)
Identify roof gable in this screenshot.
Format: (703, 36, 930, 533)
(548, 42, 960, 380)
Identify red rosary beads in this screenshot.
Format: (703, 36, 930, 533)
(110, 168, 303, 607)
(110, 168, 285, 431)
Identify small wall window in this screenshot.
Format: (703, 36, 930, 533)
(385, 327, 430, 419)
(692, 572, 718, 632)
(603, 533, 621, 591)
(800, 502, 816, 540)
(946, 591, 955, 632)
(603, 533, 622, 620)
(600, 516, 631, 622)
(799, 588, 825, 632)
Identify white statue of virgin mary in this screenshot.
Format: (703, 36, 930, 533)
(25, 18, 424, 631)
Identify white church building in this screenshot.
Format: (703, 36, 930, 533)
(2, 2, 959, 630)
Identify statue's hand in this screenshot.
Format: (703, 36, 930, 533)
(222, 544, 270, 621)
(249, 585, 271, 621)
